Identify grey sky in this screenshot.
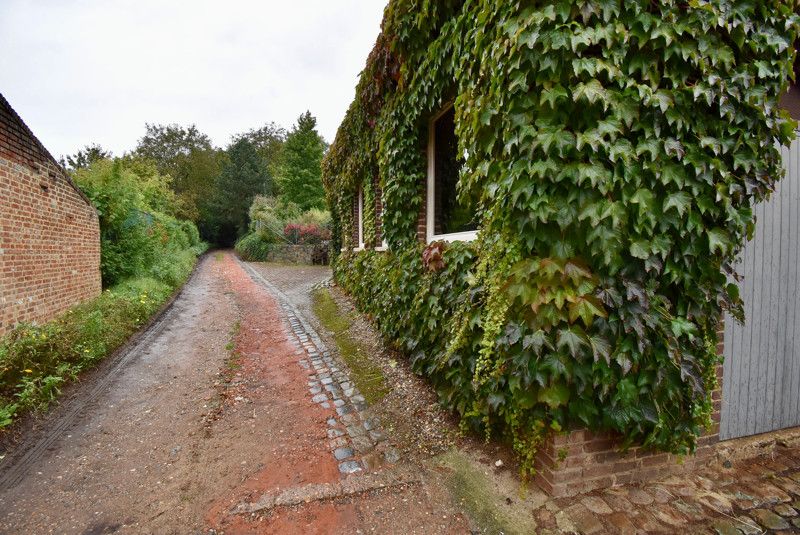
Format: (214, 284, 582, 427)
(0, 0, 385, 159)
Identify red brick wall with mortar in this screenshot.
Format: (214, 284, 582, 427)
(534, 321, 726, 497)
(0, 94, 101, 336)
(416, 180, 426, 242)
(351, 194, 359, 246)
(373, 174, 383, 246)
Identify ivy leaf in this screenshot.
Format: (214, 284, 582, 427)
(572, 79, 609, 109)
(557, 327, 587, 358)
(707, 227, 732, 254)
(629, 240, 650, 260)
(588, 335, 612, 364)
(537, 383, 570, 408)
(568, 296, 607, 326)
(487, 392, 505, 410)
(663, 191, 691, 216)
(523, 330, 549, 355)
(540, 85, 569, 108)
(533, 128, 576, 157)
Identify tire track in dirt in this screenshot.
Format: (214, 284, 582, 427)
(0, 256, 206, 491)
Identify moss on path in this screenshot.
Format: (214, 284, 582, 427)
(311, 288, 388, 404)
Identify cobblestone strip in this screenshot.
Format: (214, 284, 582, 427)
(239, 260, 396, 475)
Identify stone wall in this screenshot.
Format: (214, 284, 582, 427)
(0, 93, 101, 336)
(266, 244, 327, 265)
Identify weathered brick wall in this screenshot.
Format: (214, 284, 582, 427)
(534, 323, 726, 497)
(0, 94, 101, 336)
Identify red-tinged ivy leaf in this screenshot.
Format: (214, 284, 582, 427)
(556, 327, 587, 358)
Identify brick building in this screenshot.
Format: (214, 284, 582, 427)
(0, 93, 101, 336)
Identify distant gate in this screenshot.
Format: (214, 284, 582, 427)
(720, 135, 800, 440)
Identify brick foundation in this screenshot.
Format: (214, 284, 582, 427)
(0, 93, 101, 336)
(534, 323, 726, 497)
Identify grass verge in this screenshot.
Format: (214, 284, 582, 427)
(0, 246, 205, 430)
(437, 450, 536, 535)
(311, 287, 388, 404)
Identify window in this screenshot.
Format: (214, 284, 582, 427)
(426, 104, 478, 242)
(354, 186, 365, 251)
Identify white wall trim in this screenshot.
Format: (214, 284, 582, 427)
(426, 103, 478, 244)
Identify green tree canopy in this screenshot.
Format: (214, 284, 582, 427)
(212, 138, 272, 244)
(61, 143, 111, 171)
(278, 111, 326, 211)
(134, 123, 220, 223)
(232, 122, 286, 178)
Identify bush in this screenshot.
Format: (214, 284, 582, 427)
(283, 223, 331, 245)
(235, 232, 273, 261)
(74, 159, 204, 286)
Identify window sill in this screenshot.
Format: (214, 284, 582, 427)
(374, 245, 388, 252)
(428, 230, 478, 243)
(353, 246, 365, 252)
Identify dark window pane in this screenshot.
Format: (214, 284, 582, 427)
(433, 107, 477, 235)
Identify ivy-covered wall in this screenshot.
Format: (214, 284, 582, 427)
(322, 0, 799, 474)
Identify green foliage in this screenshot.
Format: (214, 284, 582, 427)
(74, 159, 204, 287)
(278, 111, 327, 211)
(324, 0, 800, 474)
(212, 138, 273, 244)
(0, 250, 200, 429)
(61, 143, 111, 171)
(134, 123, 221, 223)
(234, 232, 273, 261)
(232, 122, 287, 178)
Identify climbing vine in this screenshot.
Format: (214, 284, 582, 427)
(323, 0, 799, 475)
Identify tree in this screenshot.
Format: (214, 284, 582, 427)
(277, 111, 327, 211)
(134, 123, 220, 223)
(61, 143, 111, 171)
(232, 122, 286, 178)
(212, 138, 272, 244)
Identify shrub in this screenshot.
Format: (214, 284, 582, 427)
(74, 159, 203, 286)
(235, 232, 273, 261)
(283, 223, 331, 245)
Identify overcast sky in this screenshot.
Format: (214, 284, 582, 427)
(0, 0, 386, 159)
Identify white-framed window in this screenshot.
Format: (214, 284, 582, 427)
(354, 186, 365, 251)
(426, 104, 478, 243)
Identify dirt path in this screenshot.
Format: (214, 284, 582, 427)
(0, 252, 468, 534)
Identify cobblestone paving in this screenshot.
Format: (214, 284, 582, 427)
(240, 261, 398, 476)
(530, 442, 800, 534)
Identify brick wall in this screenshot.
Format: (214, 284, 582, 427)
(416, 180, 427, 242)
(351, 193, 359, 247)
(0, 93, 101, 336)
(534, 322, 726, 497)
(373, 174, 383, 246)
